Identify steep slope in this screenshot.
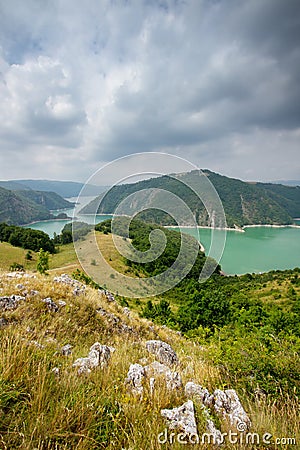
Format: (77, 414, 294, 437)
(0, 187, 51, 225)
(16, 190, 75, 210)
(256, 182, 300, 218)
(81, 170, 296, 227)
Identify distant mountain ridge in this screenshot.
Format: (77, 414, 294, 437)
(80, 170, 300, 227)
(0, 180, 107, 198)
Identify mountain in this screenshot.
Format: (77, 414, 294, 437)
(80, 170, 300, 227)
(0, 187, 51, 225)
(16, 190, 75, 211)
(272, 180, 300, 186)
(0, 180, 30, 191)
(7, 179, 107, 198)
(255, 182, 300, 219)
(0, 187, 74, 225)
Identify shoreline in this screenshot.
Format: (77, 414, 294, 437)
(22, 217, 73, 226)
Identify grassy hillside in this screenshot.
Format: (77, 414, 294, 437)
(81, 170, 300, 227)
(0, 270, 299, 449)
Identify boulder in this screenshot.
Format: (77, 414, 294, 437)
(185, 381, 210, 404)
(41, 297, 59, 312)
(0, 295, 25, 311)
(146, 340, 179, 367)
(212, 389, 251, 431)
(125, 364, 145, 396)
(161, 400, 198, 438)
(73, 342, 115, 374)
(145, 361, 182, 391)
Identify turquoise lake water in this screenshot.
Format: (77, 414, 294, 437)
(24, 201, 300, 276)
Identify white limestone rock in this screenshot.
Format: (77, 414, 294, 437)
(146, 340, 179, 367)
(161, 400, 198, 438)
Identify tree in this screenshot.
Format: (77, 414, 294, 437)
(37, 248, 49, 274)
(25, 250, 33, 261)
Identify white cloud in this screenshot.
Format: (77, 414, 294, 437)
(0, 0, 299, 182)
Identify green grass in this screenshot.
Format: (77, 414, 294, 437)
(0, 242, 37, 271)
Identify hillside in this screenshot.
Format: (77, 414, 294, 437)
(0, 268, 299, 449)
(16, 190, 75, 211)
(0, 187, 51, 225)
(0, 186, 75, 225)
(257, 182, 300, 218)
(81, 170, 300, 227)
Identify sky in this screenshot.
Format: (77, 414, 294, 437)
(0, 0, 299, 184)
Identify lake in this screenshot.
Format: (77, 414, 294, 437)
(24, 199, 300, 275)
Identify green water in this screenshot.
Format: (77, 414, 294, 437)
(176, 225, 300, 275)
(24, 213, 300, 275)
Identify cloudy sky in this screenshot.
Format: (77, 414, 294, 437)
(0, 0, 299, 184)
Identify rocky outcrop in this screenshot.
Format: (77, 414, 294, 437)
(146, 340, 179, 367)
(0, 295, 25, 311)
(125, 359, 182, 396)
(41, 297, 59, 312)
(125, 364, 145, 396)
(53, 274, 85, 296)
(161, 400, 198, 438)
(212, 389, 251, 431)
(185, 382, 251, 432)
(73, 342, 115, 375)
(144, 361, 182, 391)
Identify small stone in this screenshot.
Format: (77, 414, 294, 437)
(123, 307, 130, 317)
(0, 317, 8, 328)
(58, 300, 67, 307)
(52, 367, 60, 376)
(61, 344, 72, 356)
(30, 290, 39, 296)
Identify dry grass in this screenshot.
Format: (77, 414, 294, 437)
(0, 271, 299, 449)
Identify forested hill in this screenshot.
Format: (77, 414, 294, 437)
(0, 187, 73, 225)
(16, 190, 74, 211)
(81, 170, 300, 227)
